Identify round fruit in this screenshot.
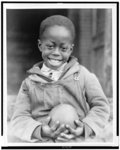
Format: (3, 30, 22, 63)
(49, 104, 79, 129)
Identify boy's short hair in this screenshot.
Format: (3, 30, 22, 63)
(39, 15, 75, 41)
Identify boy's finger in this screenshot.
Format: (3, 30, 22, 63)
(60, 132, 75, 140)
(55, 124, 65, 134)
(51, 121, 60, 131)
(46, 116, 51, 125)
(66, 124, 76, 134)
(55, 137, 69, 142)
(74, 120, 83, 127)
(63, 129, 69, 134)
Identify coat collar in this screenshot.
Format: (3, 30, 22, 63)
(27, 56, 80, 82)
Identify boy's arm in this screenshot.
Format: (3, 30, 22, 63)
(81, 67, 110, 137)
(10, 79, 46, 142)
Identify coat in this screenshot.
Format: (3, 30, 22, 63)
(10, 56, 110, 142)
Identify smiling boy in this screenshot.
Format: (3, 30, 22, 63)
(10, 15, 110, 143)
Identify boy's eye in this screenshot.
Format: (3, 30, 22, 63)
(46, 45, 54, 50)
(61, 47, 69, 52)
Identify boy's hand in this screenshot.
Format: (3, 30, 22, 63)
(41, 117, 66, 140)
(55, 120, 84, 142)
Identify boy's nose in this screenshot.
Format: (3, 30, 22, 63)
(52, 47, 61, 56)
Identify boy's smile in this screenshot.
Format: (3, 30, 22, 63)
(38, 25, 74, 70)
(48, 58, 62, 67)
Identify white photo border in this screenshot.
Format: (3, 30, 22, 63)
(1, 1, 119, 148)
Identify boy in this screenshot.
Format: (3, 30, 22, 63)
(10, 15, 110, 143)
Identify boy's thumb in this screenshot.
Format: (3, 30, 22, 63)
(46, 116, 51, 125)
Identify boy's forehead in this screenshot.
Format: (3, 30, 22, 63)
(41, 25, 73, 43)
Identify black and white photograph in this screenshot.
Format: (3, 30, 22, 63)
(1, 1, 119, 147)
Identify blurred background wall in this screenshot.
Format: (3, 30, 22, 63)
(7, 9, 112, 97)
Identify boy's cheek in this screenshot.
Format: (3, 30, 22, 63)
(42, 52, 50, 60)
(63, 54, 71, 62)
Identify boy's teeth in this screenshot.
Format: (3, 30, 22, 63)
(49, 59, 61, 65)
(51, 59, 60, 62)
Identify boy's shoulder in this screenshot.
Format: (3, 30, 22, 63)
(76, 64, 98, 83)
(77, 64, 92, 75)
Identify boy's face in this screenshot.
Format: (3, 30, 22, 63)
(38, 25, 74, 70)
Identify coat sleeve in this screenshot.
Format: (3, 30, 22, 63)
(81, 67, 110, 137)
(10, 79, 46, 142)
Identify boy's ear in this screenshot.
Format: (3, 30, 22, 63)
(38, 39, 42, 52)
(69, 44, 74, 54)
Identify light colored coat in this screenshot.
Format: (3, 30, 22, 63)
(10, 57, 110, 142)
